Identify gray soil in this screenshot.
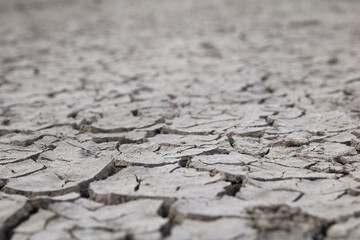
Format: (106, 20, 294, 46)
(1, 0, 360, 239)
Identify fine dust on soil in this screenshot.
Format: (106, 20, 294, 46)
(0, 0, 360, 239)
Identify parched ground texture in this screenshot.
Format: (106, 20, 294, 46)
(0, 0, 360, 239)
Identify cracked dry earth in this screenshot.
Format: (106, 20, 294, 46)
(0, 0, 360, 240)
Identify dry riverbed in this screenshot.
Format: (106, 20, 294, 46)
(1, 0, 360, 239)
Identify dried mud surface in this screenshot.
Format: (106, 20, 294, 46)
(0, 0, 360, 239)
